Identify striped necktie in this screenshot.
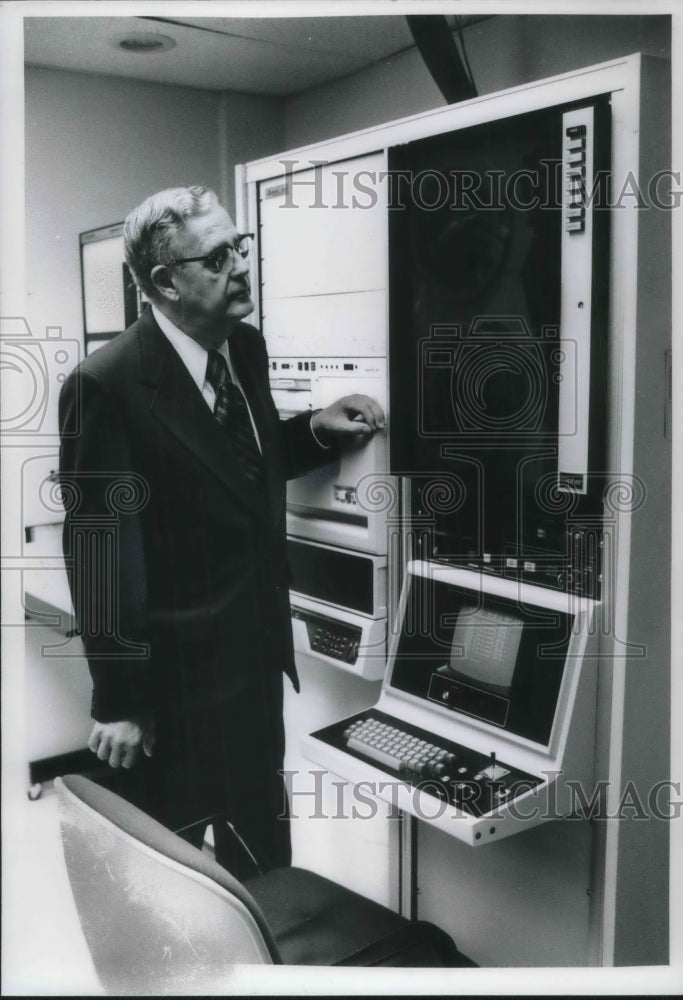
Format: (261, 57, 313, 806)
(205, 349, 264, 485)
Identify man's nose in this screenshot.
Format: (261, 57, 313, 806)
(231, 251, 250, 278)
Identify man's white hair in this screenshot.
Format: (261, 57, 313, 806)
(123, 186, 219, 300)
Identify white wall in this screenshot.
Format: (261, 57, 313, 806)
(284, 14, 671, 149)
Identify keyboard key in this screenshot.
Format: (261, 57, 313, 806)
(347, 736, 406, 771)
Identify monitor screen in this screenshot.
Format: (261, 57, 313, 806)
(445, 602, 524, 696)
(390, 573, 573, 746)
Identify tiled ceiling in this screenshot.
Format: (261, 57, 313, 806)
(23, 13, 488, 97)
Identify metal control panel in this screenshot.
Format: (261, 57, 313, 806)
(313, 709, 543, 821)
(290, 593, 386, 681)
(269, 357, 390, 555)
(291, 607, 361, 665)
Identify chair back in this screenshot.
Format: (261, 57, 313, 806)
(56, 775, 281, 994)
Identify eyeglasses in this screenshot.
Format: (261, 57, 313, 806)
(167, 234, 254, 274)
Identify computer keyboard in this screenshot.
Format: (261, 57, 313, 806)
(344, 717, 458, 782)
(311, 709, 543, 817)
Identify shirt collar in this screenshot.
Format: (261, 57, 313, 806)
(151, 305, 230, 391)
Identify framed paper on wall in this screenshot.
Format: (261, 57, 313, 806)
(79, 223, 142, 354)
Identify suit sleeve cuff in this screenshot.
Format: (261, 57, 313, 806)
(89, 664, 155, 722)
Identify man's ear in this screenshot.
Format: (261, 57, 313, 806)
(150, 264, 179, 303)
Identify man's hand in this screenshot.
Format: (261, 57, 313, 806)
(88, 718, 156, 769)
(311, 394, 386, 446)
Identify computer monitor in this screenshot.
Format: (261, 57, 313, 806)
(389, 567, 574, 748)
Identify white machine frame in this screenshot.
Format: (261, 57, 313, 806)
(238, 52, 671, 964)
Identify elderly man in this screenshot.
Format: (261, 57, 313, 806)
(59, 185, 384, 874)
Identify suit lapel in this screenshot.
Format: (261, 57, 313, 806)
(135, 310, 268, 521)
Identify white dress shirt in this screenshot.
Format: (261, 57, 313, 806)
(151, 305, 262, 450)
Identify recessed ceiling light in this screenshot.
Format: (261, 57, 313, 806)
(109, 32, 177, 55)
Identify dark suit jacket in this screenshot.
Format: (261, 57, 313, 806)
(59, 307, 332, 724)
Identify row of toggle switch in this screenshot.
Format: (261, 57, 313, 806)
(565, 123, 588, 233)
